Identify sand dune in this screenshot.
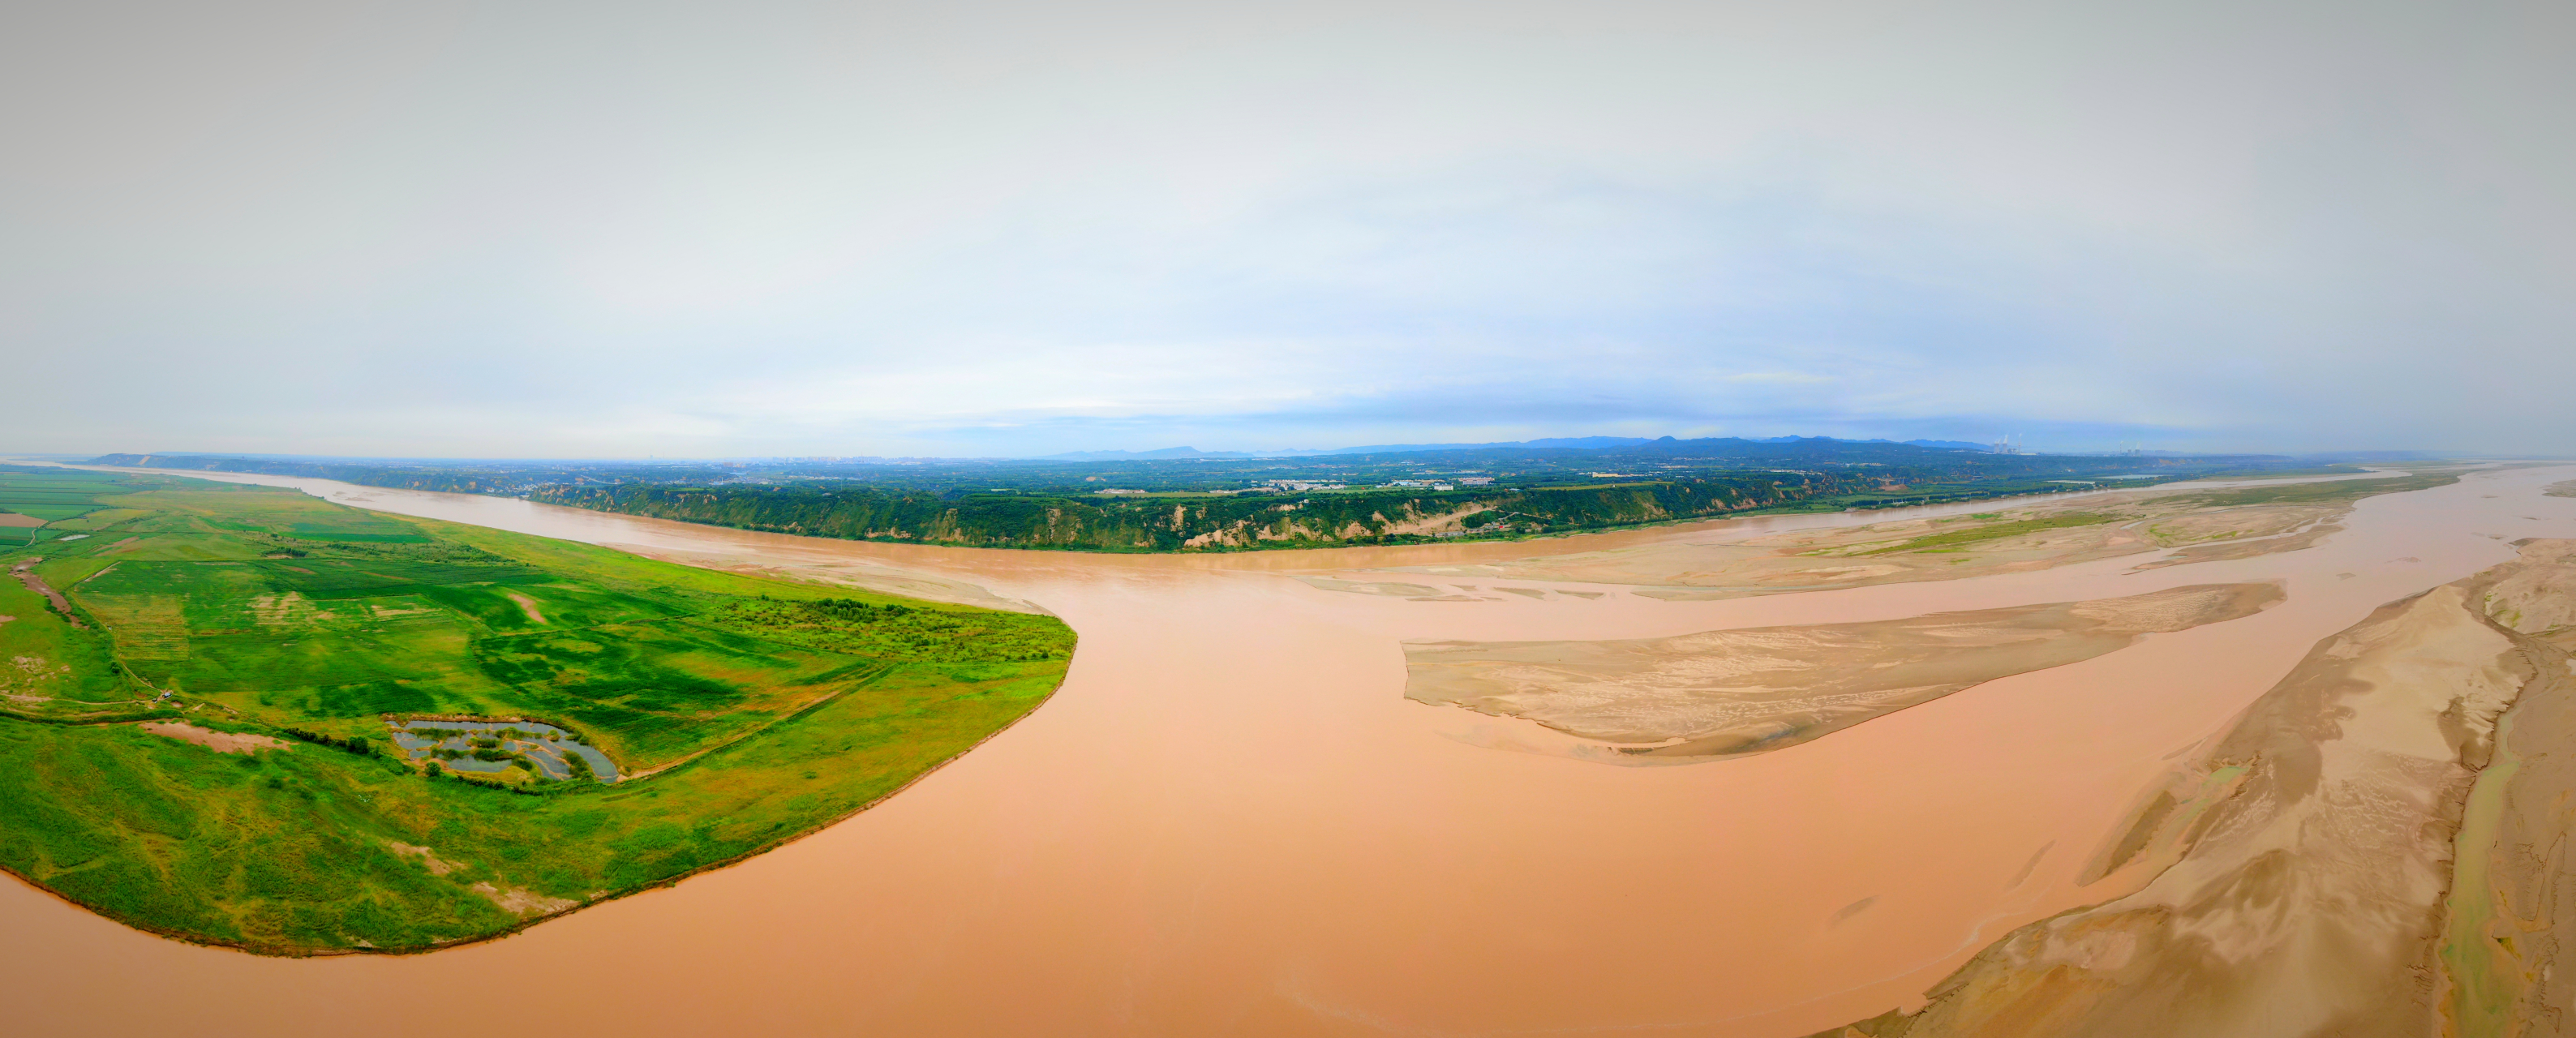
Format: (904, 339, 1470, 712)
(1404, 582, 2282, 761)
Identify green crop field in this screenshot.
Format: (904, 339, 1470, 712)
(0, 469, 1071, 954)
(0, 465, 133, 544)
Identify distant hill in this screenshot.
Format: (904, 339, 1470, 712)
(1310, 435, 2004, 460)
(1307, 435, 1659, 455)
(1037, 446, 1263, 461)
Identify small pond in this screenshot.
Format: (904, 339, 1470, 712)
(389, 719, 621, 783)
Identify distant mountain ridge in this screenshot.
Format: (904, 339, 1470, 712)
(1037, 446, 1260, 461)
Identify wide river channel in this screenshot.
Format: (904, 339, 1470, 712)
(8, 465, 2576, 1036)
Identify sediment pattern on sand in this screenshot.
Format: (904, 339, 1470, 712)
(1405, 583, 2282, 761)
(1812, 540, 2576, 1038)
(2436, 542, 2576, 1032)
(1384, 471, 2462, 603)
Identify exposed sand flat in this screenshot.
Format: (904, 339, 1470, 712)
(1377, 477, 2446, 602)
(10, 461, 2570, 1038)
(1815, 541, 2576, 1038)
(1290, 575, 1445, 597)
(1405, 583, 2283, 761)
(138, 722, 290, 755)
(2435, 541, 2576, 1032)
(503, 590, 547, 624)
(2128, 517, 2342, 570)
(388, 842, 577, 915)
(385, 842, 460, 876)
(468, 881, 578, 916)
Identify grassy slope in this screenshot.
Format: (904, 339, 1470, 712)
(0, 473, 1071, 954)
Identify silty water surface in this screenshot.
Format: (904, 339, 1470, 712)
(6, 462, 2574, 1036)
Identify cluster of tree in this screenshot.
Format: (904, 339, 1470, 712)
(522, 477, 1839, 551)
(280, 727, 376, 757)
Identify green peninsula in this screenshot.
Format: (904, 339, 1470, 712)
(0, 466, 1071, 954)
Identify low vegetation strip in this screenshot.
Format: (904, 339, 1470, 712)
(1854, 513, 2117, 555)
(2165, 467, 2462, 508)
(0, 470, 1073, 954)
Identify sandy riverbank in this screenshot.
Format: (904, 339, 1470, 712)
(3, 462, 2572, 1036)
(1367, 470, 2458, 602)
(1814, 539, 2576, 1037)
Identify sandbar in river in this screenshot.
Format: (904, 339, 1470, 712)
(4, 464, 2574, 1036)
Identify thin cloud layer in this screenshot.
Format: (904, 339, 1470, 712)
(3, 1, 2569, 457)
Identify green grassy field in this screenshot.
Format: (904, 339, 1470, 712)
(0, 465, 132, 545)
(0, 469, 1071, 954)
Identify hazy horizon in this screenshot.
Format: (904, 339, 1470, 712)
(6, 1, 2571, 458)
(45, 432, 2466, 465)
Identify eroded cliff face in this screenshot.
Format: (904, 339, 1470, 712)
(1813, 540, 2576, 1038)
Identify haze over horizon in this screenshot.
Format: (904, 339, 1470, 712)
(6, 1, 2571, 458)
(60, 432, 2329, 465)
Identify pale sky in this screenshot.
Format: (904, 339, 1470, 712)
(5, 1, 2570, 457)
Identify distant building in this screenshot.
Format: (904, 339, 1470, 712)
(1457, 477, 1495, 486)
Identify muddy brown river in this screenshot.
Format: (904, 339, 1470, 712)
(8, 465, 2576, 1036)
